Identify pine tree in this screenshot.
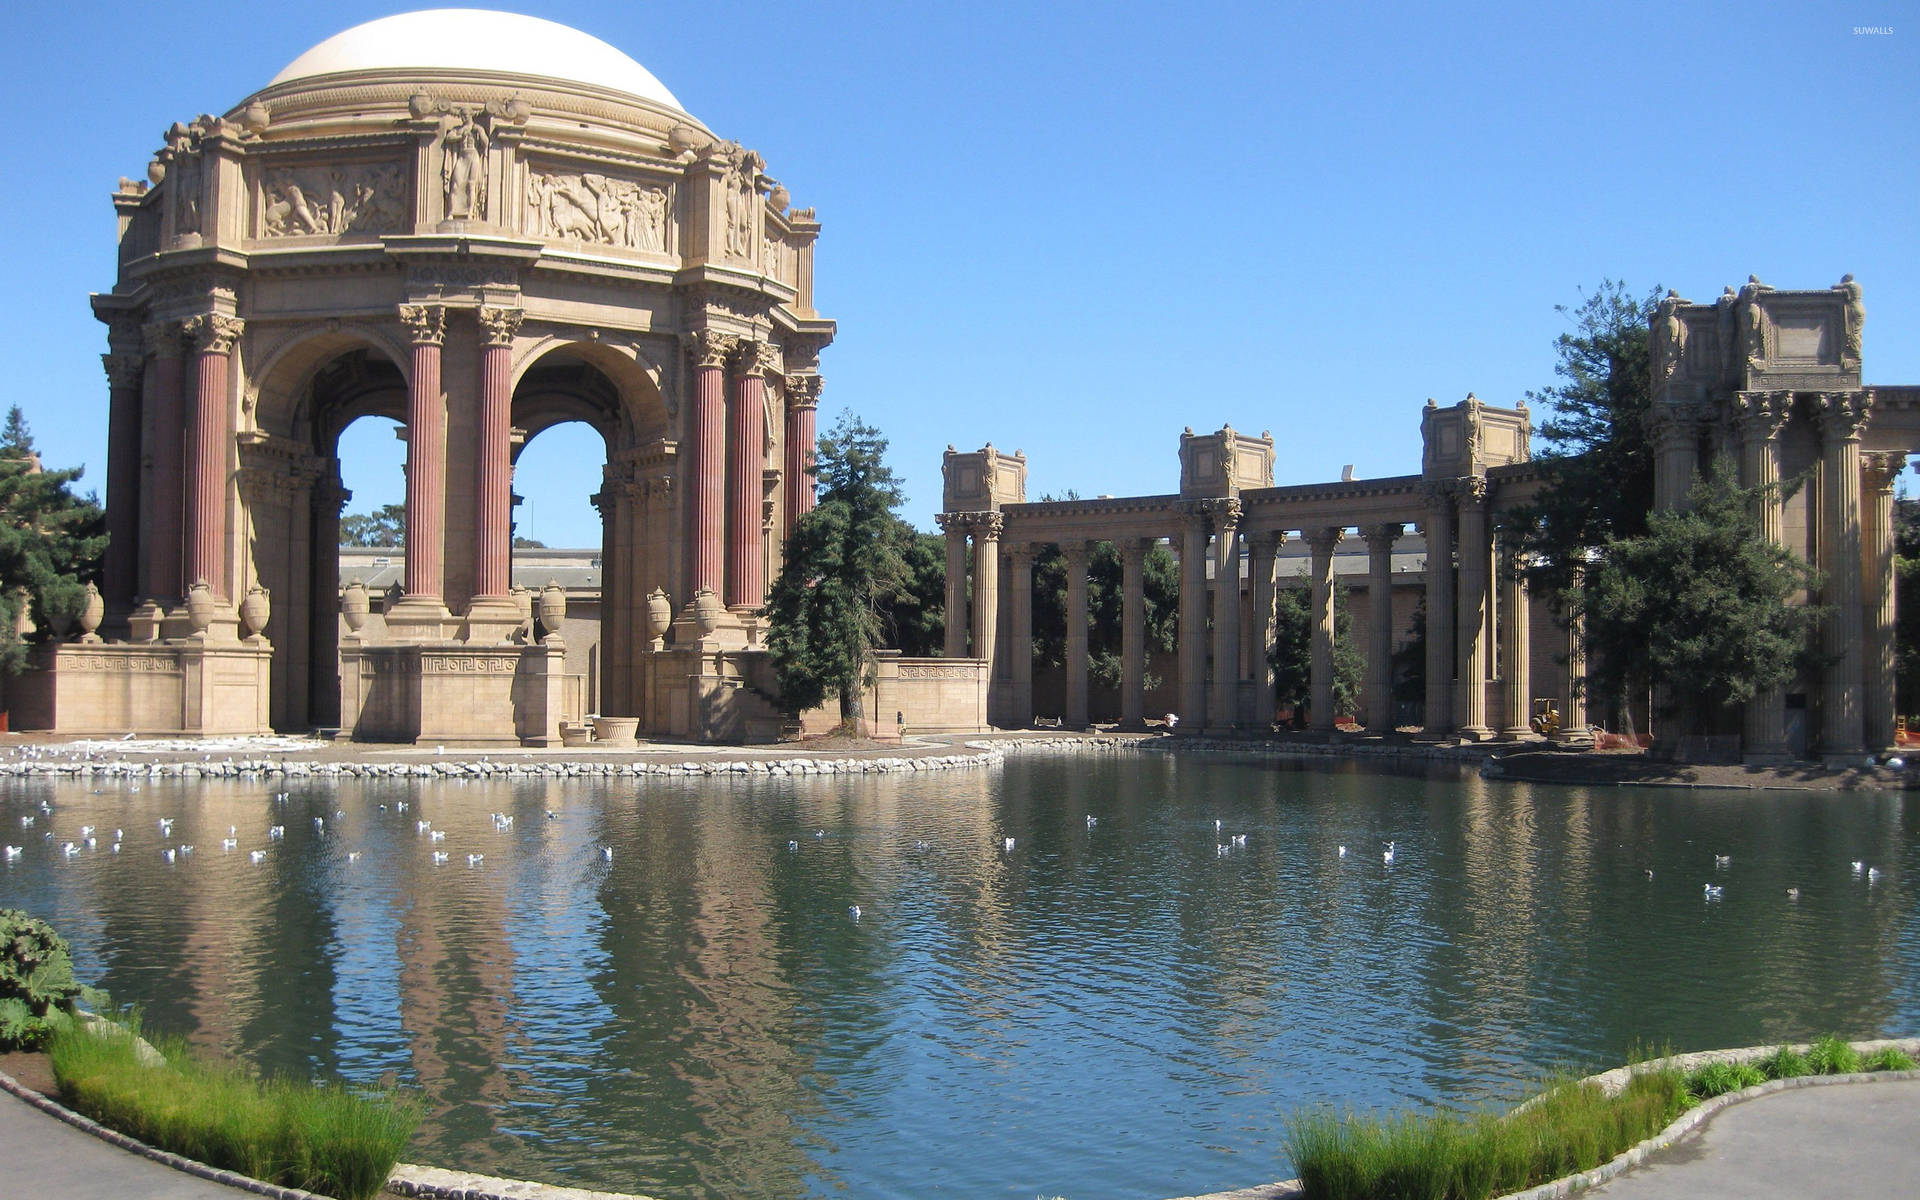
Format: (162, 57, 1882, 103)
(0, 407, 106, 672)
(1574, 458, 1821, 734)
(765, 414, 911, 725)
(1268, 582, 1363, 725)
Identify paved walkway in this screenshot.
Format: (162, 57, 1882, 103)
(0, 1081, 268, 1199)
(1587, 1077, 1920, 1199)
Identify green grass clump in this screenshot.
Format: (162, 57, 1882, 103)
(1682, 1060, 1766, 1100)
(1753, 1045, 1810, 1079)
(49, 1015, 416, 1200)
(1286, 1071, 1688, 1200)
(1864, 1047, 1917, 1072)
(1804, 1035, 1863, 1076)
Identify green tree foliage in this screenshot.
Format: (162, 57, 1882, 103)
(0, 408, 106, 673)
(1392, 594, 1427, 706)
(1573, 459, 1821, 734)
(338, 502, 406, 547)
(1514, 281, 1660, 594)
(1268, 583, 1364, 724)
(886, 529, 947, 658)
(1026, 506, 1180, 687)
(766, 414, 913, 723)
(1898, 497, 1920, 718)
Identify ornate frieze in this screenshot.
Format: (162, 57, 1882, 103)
(421, 654, 520, 673)
(60, 651, 183, 673)
(899, 663, 979, 680)
(182, 314, 244, 355)
(477, 306, 524, 347)
(397, 304, 447, 346)
(525, 169, 669, 251)
(237, 434, 327, 507)
(260, 161, 408, 237)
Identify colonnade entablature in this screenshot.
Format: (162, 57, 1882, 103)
(942, 403, 1548, 738)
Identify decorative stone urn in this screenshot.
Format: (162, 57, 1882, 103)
(78, 582, 104, 643)
(340, 579, 370, 634)
(692, 588, 723, 636)
(239, 585, 272, 641)
(645, 588, 673, 641)
(537, 580, 567, 642)
(184, 581, 216, 634)
(592, 715, 640, 746)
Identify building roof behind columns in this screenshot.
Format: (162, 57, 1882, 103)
(264, 9, 688, 114)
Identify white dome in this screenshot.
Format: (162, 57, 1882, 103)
(268, 9, 685, 111)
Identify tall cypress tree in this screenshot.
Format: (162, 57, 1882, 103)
(0, 408, 106, 672)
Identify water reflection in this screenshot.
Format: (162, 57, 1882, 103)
(2, 758, 1915, 1199)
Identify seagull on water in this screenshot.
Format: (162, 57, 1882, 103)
(1851, 860, 1866, 876)
(3, 846, 20, 860)
(1868, 867, 1883, 884)
(1003, 837, 1016, 853)
(788, 840, 799, 851)
(62, 842, 78, 858)
(1786, 887, 1801, 900)
(1714, 854, 1731, 869)
(221, 838, 238, 851)
(1216, 843, 1230, 857)
(601, 846, 613, 861)
(1086, 815, 1098, 828)
(268, 825, 285, 839)
(848, 905, 862, 920)
(467, 853, 484, 867)
(1231, 833, 1247, 847)
(432, 850, 449, 864)
(347, 851, 362, 863)
(1383, 841, 1397, 866)
(250, 850, 266, 864)
(1703, 883, 1723, 899)
(162, 848, 176, 864)
(430, 830, 446, 842)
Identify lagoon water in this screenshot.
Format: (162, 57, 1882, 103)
(3, 751, 1918, 1199)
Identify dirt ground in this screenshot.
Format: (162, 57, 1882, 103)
(0, 1051, 56, 1097)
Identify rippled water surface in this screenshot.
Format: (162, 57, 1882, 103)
(4, 752, 1919, 1199)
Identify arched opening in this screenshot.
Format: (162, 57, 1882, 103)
(247, 342, 406, 732)
(509, 343, 670, 720)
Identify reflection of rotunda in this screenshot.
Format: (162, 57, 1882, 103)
(73, 10, 837, 742)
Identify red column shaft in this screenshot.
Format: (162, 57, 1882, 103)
(475, 339, 513, 597)
(101, 354, 143, 610)
(184, 316, 239, 599)
(406, 340, 445, 601)
(785, 398, 818, 534)
(728, 358, 767, 607)
(692, 358, 728, 596)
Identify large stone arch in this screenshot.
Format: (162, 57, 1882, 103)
(243, 332, 411, 732)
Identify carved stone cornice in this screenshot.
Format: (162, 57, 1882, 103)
(1731, 389, 1793, 443)
(784, 373, 823, 410)
(1815, 390, 1871, 443)
(1365, 522, 1404, 552)
(684, 329, 738, 370)
(1305, 526, 1345, 555)
(477, 306, 524, 347)
(397, 303, 447, 347)
(141, 319, 184, 359)
(1862, 452, 1906, 494)
(182, 313, 244, 356)
(101, 352, 144, 391)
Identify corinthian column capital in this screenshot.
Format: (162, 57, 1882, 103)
(734, 339, 781, 378)
(141, 319, 184, 359)
(785, 373, 824, 410)
(684, 329, 738, 370)
(1306, 526, 1345, 555)
(1817, 390, 1871, 442)
(397, 304, 447, 347)
(477, 306, 524, 347)
(1732, 390, 1793, 442)
(1862, 452, 1906, 494)
(101, 352, 144, 390)
(182, 313, 244, 355)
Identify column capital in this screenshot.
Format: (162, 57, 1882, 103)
(141, 319, 184, 359)
(1061, 539, 1092, 567)
(1364, 521, 1404, 552)
(971, 512, 1005, 542)
(784, 372, 823, 410)
(1006, 542, 1037, 567)
(1185, 496, 1242, 529)
(1118, 535, 1152, 563)
(1248, 528, 1286, 554)
(733, 339, 781, 378)
(1452, 475, 1489, 507)
(477, 306, 524, 347)
(683, 328, 739, 369)
(1816, 390, 1871, 442)
(182, 313, 244, 355)
(1732, 389, 1793, 442)
(1862, 452, 1906, 494)
(1646, 408, 1708, 454)
(397, 303, 447, 347)
(934, 511, 965, 536)
(1306, 526, 1345, 555)
(101, 351, 144, 390)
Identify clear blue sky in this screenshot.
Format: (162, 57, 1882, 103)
(6, 2, 1916, 547)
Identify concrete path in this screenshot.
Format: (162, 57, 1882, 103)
(1587, 1077, 1920, 1199)
(0, 1083, 272, 1199)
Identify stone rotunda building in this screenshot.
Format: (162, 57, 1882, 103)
(39, 9, 869, 743)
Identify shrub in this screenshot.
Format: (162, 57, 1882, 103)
(0, 908, 80, 1051)
(50, 1013, 417, 1200)
(1805, 1035, 1863, 1075)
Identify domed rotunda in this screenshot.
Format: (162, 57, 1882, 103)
(68, 9, 838, 744)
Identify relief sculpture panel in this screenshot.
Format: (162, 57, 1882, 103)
(260, 162, 409, 237)
(525, 169, 669, 252)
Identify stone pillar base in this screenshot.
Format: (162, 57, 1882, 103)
(1822, 750, 1873, 769)
(1454, 726, 1494, 743)
(385, 596, 454, 642)
(1742, 747, 1795, 766)
(463, 595, 523, 645)
(1497, 726, 1537, 742)
(10, 640, 272, 734)
(126, 599, 165, 643)
(337, 642, 563, 746)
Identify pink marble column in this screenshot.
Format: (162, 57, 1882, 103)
(784, 373, 821, 537)
(140, 321, 185, 602)
(398, 304, 447, 602)
(100, 345, 145, 612)
(1863, 452, 1905, 753)
(474, 307, 522, 599)
(1818, 392, 1869, 760)
(728, 341, 773, 608)
(687, 330, 736, 599)
(182, 313, 242, 599)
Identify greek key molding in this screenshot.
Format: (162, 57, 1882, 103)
(899, 663, 979, 680)
(421, 653, 521, 674)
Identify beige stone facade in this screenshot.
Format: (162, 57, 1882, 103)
(37, 12, 846, 743)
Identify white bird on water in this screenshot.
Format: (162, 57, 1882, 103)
(221, 838, 237, 851)
(1868, 867, 1883, 885)
(1851, 860, 1866, 876)
(1216, 843, 1230, 857)
(1214, 819, 1223, 833)
(62, 842, 78, 858)
(1383, 841, 1397, 866)
(1003, 837, 1016, 853)
(313, 817, 325, 832)
(268, 825, 285, 840)
(158, 818, 174, 835)
(788, 840, 799, 851)
(1086, 815, 1098, 828)
(416, 820, 432, 834)
(430, 830, 447, 843)
(1714, 854, 1731, 869)
(848, 905, 862, 920)
(1338, 845, 1347, 858)
(431, 851, 449, 864)
(1704, 883, 1724, 899)
(601, 846, 613, 862)
(3, 846, 20, 860)
(347, 851, 362, 863)
(250, 850, 266, 864)
(162, 848, 176, 864)
(19, 816, 32, 828)
(1786, 887, 1801, 901)
(467, 853, 484, 867)
(80, 825, 94, 838)
(1231, 833, 1247, 847)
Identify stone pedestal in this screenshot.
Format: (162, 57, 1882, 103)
(15, 639, 272, 735)
(338, 641, 565, 746)
(462, 595, 523, 645)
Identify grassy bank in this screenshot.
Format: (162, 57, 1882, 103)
(49, 1014, 417, 1200)
(1286, 1038, 1915, 1200)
